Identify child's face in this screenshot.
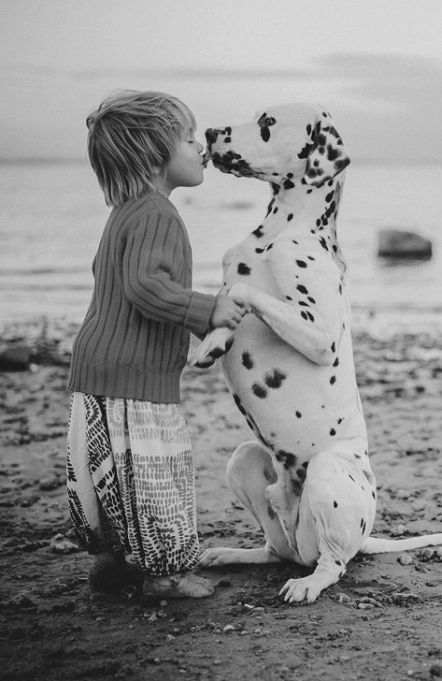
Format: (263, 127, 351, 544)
(162, 123, 205, 192)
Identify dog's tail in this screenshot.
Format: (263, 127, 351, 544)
(360, 533, 442, 554)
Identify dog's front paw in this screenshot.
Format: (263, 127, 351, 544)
(189, 327, 234, 368)
(279, 576, 323, 604)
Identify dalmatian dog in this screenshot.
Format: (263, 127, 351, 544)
(191, 103, 442, 604)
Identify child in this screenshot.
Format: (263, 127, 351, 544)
(67, 90, 244, 598)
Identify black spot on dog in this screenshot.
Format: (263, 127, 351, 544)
(307, 256, 315, 261)
(295, 411, 302, 418)
(255, 247, 265, 254)
(371, 491, 376, 499)
(209, 347, 225, 360)
(299, 301, 310, 307)
(265, 369, 287, 389)
(273, 207, 279, 214)
(297, 284, 309, 294)
(362, 469, 374, 484)
(298, 142, 314, 159)
(325, 191, 334, 203)
(330, 376, 336, 385)
(263, 466, 277, 483)
(306, 312, 315, 322)
(319, 237, 329, 251)
(330, 428, 336, 436)
(252, 383, 267, 399)
(333, 357, 339, 367)
(287, 213, 294, 221)
(252, 225, 264, 238)
(292, 239, 299, 245)
(333, 500, 338, 508)
(327, 145, 340, 162)
(301, 311, 308, 321)
(286, 295, 293, 301)
(241, 351, 254, 369)
(335, 559, 341, 566)
(291, 478, 303, 495)
(308, 296, 316, 304)
(335, 158, 350, 172)
(337, 417, 343, 424)
(261, 127, 270, 142)
(266, 243, 274, 251)
(296, 259, 307, 268)
(331, 342, 336, 352)
(276, 449, 297, 470)
(237, 262, 251, 275)
(283, 178, 295, 190)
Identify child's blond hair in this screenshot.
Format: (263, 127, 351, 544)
(86, 90, 195, 207)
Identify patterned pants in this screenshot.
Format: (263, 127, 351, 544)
(66, 392, 200, 576)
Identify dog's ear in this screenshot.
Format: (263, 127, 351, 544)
(301, 113, 350, 187)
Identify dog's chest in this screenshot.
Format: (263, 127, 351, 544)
(224, 236, 282, 295)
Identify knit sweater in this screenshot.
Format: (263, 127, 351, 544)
(68, 191, 216, 403)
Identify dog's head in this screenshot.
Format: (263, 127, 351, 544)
(205, 103, 350, 188)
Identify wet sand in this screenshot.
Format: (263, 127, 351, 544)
(1, 320, 442, 681)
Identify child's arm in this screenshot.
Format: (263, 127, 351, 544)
(120, 211, 242, 336)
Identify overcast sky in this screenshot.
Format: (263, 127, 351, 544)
(2, 0, 442, 161)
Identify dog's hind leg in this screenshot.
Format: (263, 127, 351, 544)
(200, 441, 299, 567)
(279, 448, 376, 604)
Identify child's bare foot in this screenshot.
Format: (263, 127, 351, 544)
(143, 573, 214, 599)
(88, 552, 143, 593)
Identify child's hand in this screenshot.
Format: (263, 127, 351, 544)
(211, 294, 245, 330)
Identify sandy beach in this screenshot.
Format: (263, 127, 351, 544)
(1, 318, 442, 681)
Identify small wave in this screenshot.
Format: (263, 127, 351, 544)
(0, 266, 89, 276)
(218, 200, 256, 210)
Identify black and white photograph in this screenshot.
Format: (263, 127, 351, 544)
(1, 1, 442, 679)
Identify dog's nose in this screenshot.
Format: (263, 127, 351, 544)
(205, 128, 219, 146)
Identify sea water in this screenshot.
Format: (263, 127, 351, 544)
(0, 161, 441, 334)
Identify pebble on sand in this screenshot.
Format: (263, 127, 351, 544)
(397, 554, 413, 565)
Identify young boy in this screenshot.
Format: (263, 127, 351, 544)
(67, 90, 244, 598)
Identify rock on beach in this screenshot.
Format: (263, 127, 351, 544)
(377, 228, 432, 260)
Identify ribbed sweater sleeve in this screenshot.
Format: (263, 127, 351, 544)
(121, 210, 216, 337)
